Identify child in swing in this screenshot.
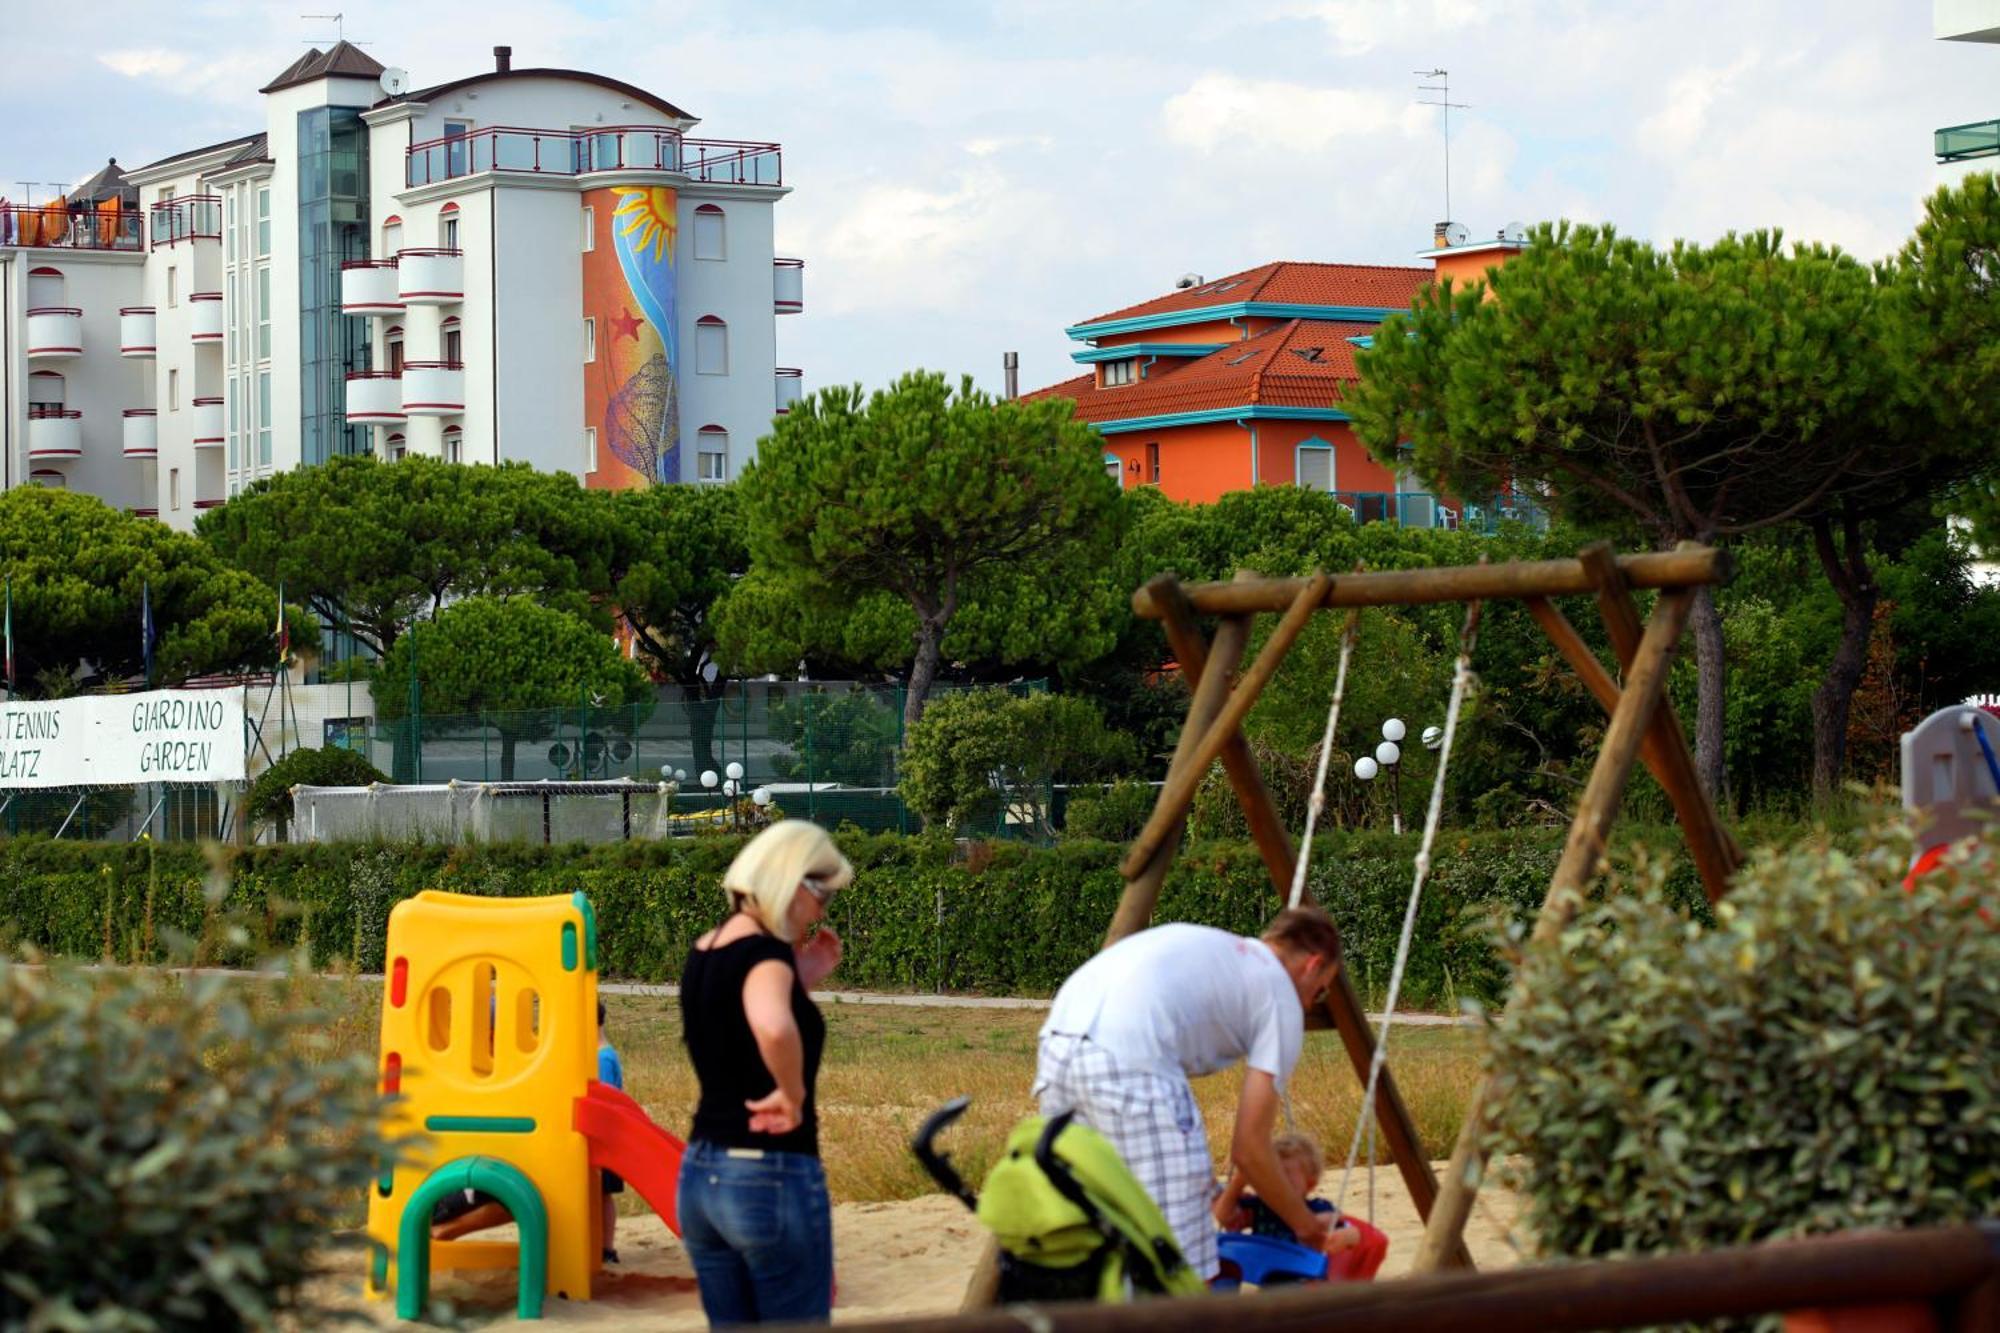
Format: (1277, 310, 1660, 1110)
(1213, 1132, 1390, 1282)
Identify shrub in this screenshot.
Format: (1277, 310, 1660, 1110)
(1485, 816, 2000, 1258)
(1063, 778, 1157, 843)
(245, 745, 389, 837)
(900, 690, 1136, 835)
(0, 928, 388, 1326)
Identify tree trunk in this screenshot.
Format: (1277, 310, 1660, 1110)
(500, 732, 517, 781)
(905, 619, 944, 730)
(684, 683, 723, 777)
(1690, 585, 1728, 803)
(1810, 511, 1877, 799)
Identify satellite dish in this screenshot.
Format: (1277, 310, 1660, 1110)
(380, 67, 410, 97)
(1174, 272, 1203, 291)
(1443, 222, 1471, 248)
(1501, 221, 1528, 243)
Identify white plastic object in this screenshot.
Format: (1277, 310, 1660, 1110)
(1354, 756, 1379, 781)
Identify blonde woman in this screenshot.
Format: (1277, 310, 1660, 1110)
(677, 820, 850, 1325)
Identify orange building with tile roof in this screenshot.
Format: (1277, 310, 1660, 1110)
(1027, 237, 1528, 523)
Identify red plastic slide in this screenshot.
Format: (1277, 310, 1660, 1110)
(574, 1079, 686, 1236)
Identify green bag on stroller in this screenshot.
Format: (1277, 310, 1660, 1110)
(913, 1099, 1207, 1304)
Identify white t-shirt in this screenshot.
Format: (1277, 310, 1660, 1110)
(1040, 924, 1304, 1089)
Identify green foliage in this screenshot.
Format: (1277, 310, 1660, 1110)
(0, 827, 1724, 1009)
(0, 934, 387, 1327)
(0, 488, 307, 693)
(197, 456, 612, 657)
(1062, 778, 1159, 844)
(604, 482, 744, 687)
(900, 689, 1136, 834)
(769, 688, 901, 787)
(1486, 815, 2000, 1258)
(245, 745, 388, 833)
(372, 596, 651, 779)
(720, 372, 1124, 721)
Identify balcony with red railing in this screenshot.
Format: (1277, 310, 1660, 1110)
(345, 370, 406, 424)
(775, 367, 803, 414)
(27, 406, 83, 459)
(774, 258, 804, 314)
(1, 204, 143, 251)
(122, 408, 158, 457)
(406, 125, 782, 189)
(402, 361, 464, 416)
(396, 249, 462, 305)
(26, 307, 83, 358)
(340, 258, 403, 314)
(149, 195, 221, 248)
(120, 306, 157, 357)
(191, 396, 223, 447)
(189, 292, 223, 342)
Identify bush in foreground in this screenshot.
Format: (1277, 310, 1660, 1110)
(1486, 817, 2000, 1258)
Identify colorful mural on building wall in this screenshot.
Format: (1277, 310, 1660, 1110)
(582, 185, 680, 486)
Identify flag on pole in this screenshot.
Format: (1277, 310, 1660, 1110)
(142, 580, 156, 688)
(275, 582, 289, 665)
(4, 578, 13, 695)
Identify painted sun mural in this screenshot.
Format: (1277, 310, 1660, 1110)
(583, 185, 680, 486)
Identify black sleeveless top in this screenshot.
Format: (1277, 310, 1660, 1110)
(680, 931, 825, 1157)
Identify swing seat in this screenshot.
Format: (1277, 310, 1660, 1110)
(1215, 1233, 1326, 1286)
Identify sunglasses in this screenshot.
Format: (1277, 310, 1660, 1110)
(800, 875, 837, 905)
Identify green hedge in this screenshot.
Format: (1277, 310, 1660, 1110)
(0, 828, 1717, 1010)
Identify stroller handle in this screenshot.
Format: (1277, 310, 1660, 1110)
(911, 1096, 979, 1211)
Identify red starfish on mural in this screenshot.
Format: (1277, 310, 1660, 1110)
(608, 306, 645, 342)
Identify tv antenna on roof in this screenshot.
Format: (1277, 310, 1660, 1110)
(1416, 69, 1471, 230)
(300, 12, 371, 44)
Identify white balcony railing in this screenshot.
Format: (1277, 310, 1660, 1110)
(340, 259, 403, 315)
(26, 307, 82, 358)
(345, 371, 406, 424)
(774, 258, 804, 314)
(192, 396, 223, 448)
(402, 361, 464, 416)
(27, 406, 82, 459)
(189, 292, 223, 343)
(405, 125, 782, 189)
(397, 249, 463, 305)
(775, 367, 803, 414)
(122, 409, 158, 457)
(120, 306, 157, 357)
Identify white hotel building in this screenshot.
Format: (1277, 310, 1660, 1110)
(0, 42, 803, 526)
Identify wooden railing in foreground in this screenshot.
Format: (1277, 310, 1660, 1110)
(795, 1224, 2000, 1333)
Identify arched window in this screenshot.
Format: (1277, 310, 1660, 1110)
(386, 432, 406, 463)
(695, 425, 728, 483)
(385, 325, 404, 374)
(27, 266, 63, 308)
(442, 424, 464, 465)
(28, 371, 65, 413)
(439, 201, 460, 251)
(695, 316, 728, 376)
(382, 215, 404, 259)
(693, 204, 725, 261)
(28, 470, 67, 489)
(440, 316, 462, 364)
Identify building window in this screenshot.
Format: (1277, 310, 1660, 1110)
(580, 205, 595, 252)
(169, 468, 181, 511)
(696, 426, 728, 482)
(257, 371, 272, 467)
(167, 267, 178, 307)
(1104, 454, 1123, 487)
(1102, 358, 1137, 387)
(226, 195, 236, 261)
(583, 317, 596, 363)
(441, 207, 459, 250)
(584, 426, 598, 472)
(696, 316, 728, 375)
(1145, 441, 1160, 484)
(1296, 444, 1333, 492)
(168, 369, 179, 410)
(386, 330, 404, 374)
(443, 427, 463, 464)
(387, 432, 406, 463)
(693, 204, 725, 261)
(442, 320, 462, 363)
(256, 266, 271, 360)
(256, 187, 270, 256)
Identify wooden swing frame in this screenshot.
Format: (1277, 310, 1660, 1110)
(1104, 539, 1743, 1275)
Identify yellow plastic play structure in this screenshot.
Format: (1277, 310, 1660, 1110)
(364, 890, 685, 1320)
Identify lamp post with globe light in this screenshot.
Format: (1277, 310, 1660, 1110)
(1354, 717, 1407, 834)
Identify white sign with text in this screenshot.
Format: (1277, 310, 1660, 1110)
(0, 689, 246, 787)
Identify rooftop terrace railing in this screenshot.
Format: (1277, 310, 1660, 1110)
(0, 204, 143, 251)
(406, 125, 782, 189)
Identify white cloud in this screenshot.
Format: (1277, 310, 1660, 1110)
(99, 49, 193, 80)
(1282, 0, 1492, 56)
(1161, 74, 1408, 153)
(1636, 52, 1759, 156)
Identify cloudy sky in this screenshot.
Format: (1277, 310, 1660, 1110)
(4, 1, 1993, 396)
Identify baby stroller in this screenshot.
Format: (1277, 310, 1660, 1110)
(912, 1097, 1208, 1304)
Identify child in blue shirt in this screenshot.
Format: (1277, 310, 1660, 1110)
(598, 999, 626, 1265)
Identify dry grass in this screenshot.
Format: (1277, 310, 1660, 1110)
(302, 982, 1489, 1206)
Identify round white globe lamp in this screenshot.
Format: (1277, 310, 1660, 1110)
(752, 787, 773, 807)
(1354, 755, 1379, 781)
(725, 761, 745, 782)
(1422, 725, 1444, 751)
(700, 770, 719, 789)
(1376, 740, 1401, 767)
(1382, 717, 1406, 742)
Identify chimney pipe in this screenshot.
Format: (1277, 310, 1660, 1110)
(1003, 351, 1019, 400)
(494, 46, 513, 73)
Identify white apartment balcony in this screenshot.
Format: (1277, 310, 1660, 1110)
(122, 409, 158, 457)
(120, 306, 157, 357)
(189, 292, 223, 343)
(27, 406, 82, 460)
(774, 258, 804, 315)
(345, 371, 406, 424)
(149, 195, 221, 249)
(405, 125, 782, 188)
(397, 249, 463, 305)
(26, 307, 83, 359)
(192, 396, 223, 448)
(402, 361, 464, 416)
(340, 259, 403, 315)
(775, 367, 803, 414)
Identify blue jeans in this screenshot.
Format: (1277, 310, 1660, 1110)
(677, 1140, 833, 1325)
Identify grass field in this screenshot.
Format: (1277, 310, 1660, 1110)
(310, 982, 1490, 1206)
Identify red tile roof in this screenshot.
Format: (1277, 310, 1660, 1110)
(1025, 320, 1373, 425)
(1073, 261, 1430, 330)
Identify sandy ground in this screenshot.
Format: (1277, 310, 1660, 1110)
(317, 1165, 1525, 1328)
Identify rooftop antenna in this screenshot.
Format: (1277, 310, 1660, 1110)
(1415, 69, 1471, 227)
(300, 12, 370, 44)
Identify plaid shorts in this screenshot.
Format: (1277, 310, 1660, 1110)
(1033, 1032, 1220, 1279)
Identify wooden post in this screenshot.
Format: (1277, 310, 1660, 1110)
(1412, 586, 1696, 1275)
(1578, 543, 1742, 901)
(1120, 573, 1328, 879)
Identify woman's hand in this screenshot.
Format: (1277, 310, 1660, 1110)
(745, 1085, 803, 1135)
(1316, 1219, 1363, 1254)
(795, 926, 843, 989)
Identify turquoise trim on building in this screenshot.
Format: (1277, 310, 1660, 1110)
(1070, 343, 1225, 364)
(1066, 302, 1402, 341)
(1091, 404, 1351, 435)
